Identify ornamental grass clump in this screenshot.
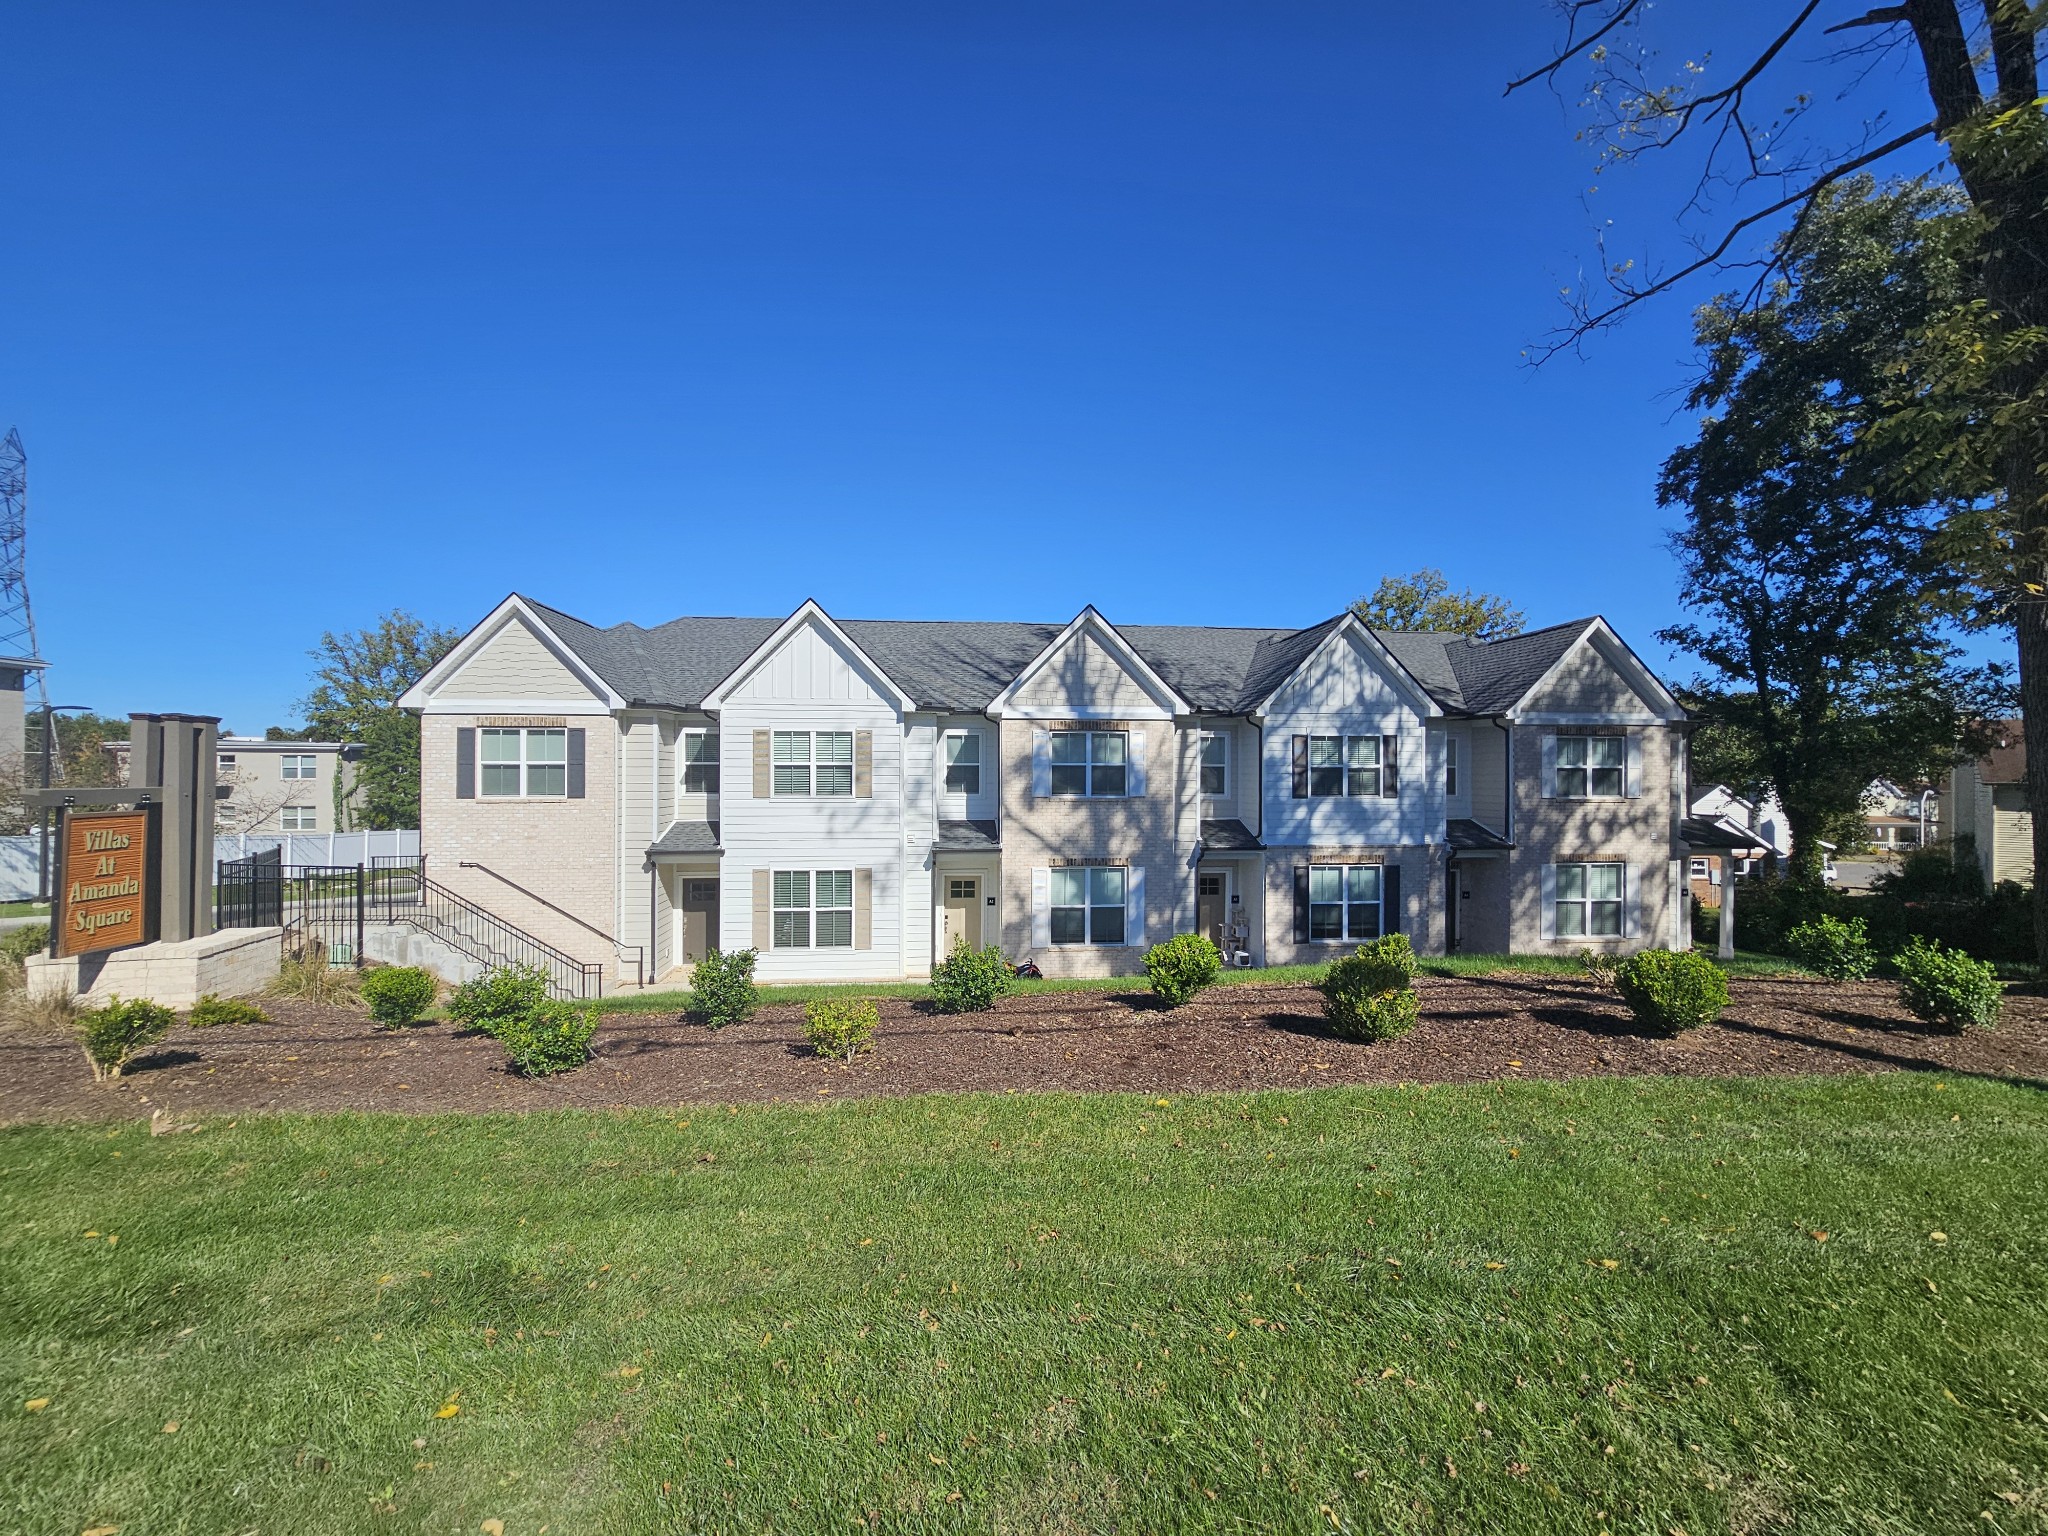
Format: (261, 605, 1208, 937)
(804, 996, 879, 1062)
(1144, 934, 1223, 1008)
(1893, 937, 2002, 1033)
(1783, 914, 1876, 980)
(1318, 933, 1420, 1044)
(360, 966, 438, 1029)
(77, 996, 175, 1081)
(266, 941, 362, 1007)
(929, 939, 1016, 1014)
(187, 994, 269, 1028)
(447, 963, 552, 1038)
(500, 998, 597, 1076)
(1615, 948, 1729, 1035)
(689, 947, 760, 1028)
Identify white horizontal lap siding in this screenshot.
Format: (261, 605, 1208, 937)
(935, 713, 997, 824)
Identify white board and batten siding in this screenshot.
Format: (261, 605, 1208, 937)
(1260, 629, 1439, 848)
(716, 618, 910, 980)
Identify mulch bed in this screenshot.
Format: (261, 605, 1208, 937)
(4, 975, 2046, 1125)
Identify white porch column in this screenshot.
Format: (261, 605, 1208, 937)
(1718, 853, 1737, 960)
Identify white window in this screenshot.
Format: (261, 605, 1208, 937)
(1445, 737, 1459, 797)
(773, 731, 853, 797)
(1556, 862, 1624, 937)
(681, 730, 720, 795)
(1556, 735, 1624, 798)
(1689, 857, 1710, 878)
(1309, 864, 1381, 942)
(280, 805, 317, 831)
(944, 731, 981, 795)
(773, 869, 853, 948)
(480, 727, 567, 798)
(1200, 732, 1228, 797)
(217, 753, 237, 773)
(1050, 866, 1125, 945)
(1306, 735, 1384, 797)
(280, 754, 317, 780)
(1050, 731, 1127, 797)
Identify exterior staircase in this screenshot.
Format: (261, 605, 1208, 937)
(372, 871, 606, 999)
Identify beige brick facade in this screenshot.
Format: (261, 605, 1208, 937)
(1260, 843, 1445, 966)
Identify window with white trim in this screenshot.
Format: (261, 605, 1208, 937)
(1308, 864, 1381, 942)
(1445, 736, 1459, 797)
(281, 754, 317, 780)
(1199, 732, 1228, 797)
(944, 731, 981, 795)
(480, 728, 567, 798)
(1306, 735, 1384, 797)
(280, 805, 317, 831)
(772, 869, 853, 948)
(1555, 735, 1624, 798)
(1689, 857, 1711, 878)
(1555, 862, 1624, 937)
(773, 730, 853, 797)
(1050, 731, 1127, 797)
(217, 753, 238, 773)
(681, 730, 720, 795)
(1050, 866, 1125, 945)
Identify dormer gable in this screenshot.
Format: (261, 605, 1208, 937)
(699, 600, 915, 713)
(1508, 620, 1684, 724)
(1254, 615, 1441, 722)
(399, 595, 623, 712)
(989, 608, 1188, 721)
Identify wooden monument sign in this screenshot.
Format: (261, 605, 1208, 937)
(53, 807, 159, 957)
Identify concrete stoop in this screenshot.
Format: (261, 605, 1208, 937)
(362, 923, 489, 987)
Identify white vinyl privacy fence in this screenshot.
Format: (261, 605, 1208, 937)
(0, 829, 420, 901)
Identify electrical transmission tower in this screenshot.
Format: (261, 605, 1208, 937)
(0, 428, 47, 711)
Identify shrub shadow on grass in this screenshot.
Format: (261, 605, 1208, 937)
(126, 1048, 203, 1073)
(1265, 1011, 1341, 1040)
(1818, 1007, 1950, 1038)
(1527, 1005, 1664, 1040)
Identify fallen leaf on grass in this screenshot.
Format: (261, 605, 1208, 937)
(1931, 1232, 1948, 1243)
(1484, 1262, 1506, 1271)
(1591, 1259, 1620, 1271)
(481, 1521, 505, 1536)
(161, 1421, 178, 1434)
(81, 1526, 120, 1536)
(24, 1398, 48, 1412)
(1810, 1231, 1829, 1243)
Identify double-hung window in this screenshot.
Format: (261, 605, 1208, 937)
(1555, 862, 1624, 937)
(944, 731, 981, 795)
(681, 730, 720, 795)
(1308, 864, 1381, 942)
(281, 754, 316, 780)
(480, 727, 566, 798)
(1445, 737, 1459, 797)
(1050, 866, 1125, 945)
(1199, 733, 1228, 797)
(773, 730, 853, 797)
(280, 805, 317, 831)
(1304, 735, 1389, 797)
(773, 869, 854, 948)
(1050, 731, 1127, 797)
(1555, 735, 1624, 798)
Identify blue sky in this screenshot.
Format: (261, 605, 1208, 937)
(4, 1, 1972, 729)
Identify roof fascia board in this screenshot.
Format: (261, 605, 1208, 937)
(698, 599, 917, 713)
(1504, 621, 1685, 724)
(1251, 615, 1443, 720)
(398, 595, 625, 711)
(988, 606, 1191, 718)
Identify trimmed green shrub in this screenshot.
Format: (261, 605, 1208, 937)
(448, 963, 552, 1038)
(1318, 934, 1421, 1044)
(500, 998, 597, 1076)
(77, 996, 175, 1081)
(1782, 915, 1876, 981)
(188, 994, 269, 1028)
(1893, 937, 2002, 1033)
(0, 923, 49, 967)
(360, 966, 438, 1028)
(1615, 948, 1729, 1035)
(1143, 933, 1223, 1008)
(803, 996, 879, 1061)
(929, 939, 1016, 1014)
(689, 947, 759, 1028)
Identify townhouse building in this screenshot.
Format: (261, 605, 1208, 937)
(399, 596, 1692, 986)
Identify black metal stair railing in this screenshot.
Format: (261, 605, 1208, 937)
(374, 866, 605, 1000)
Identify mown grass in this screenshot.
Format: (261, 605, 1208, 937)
(3, 1074, 2043, 1533)
(598, 949, 1812, 1016)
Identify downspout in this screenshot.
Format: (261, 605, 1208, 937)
(1492, 717, 1514, 844)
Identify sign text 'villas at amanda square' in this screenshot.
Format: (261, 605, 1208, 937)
(56, 809, 155, 956)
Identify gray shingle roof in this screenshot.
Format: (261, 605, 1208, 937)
(515, 596, 1634, 719)
(648, 820, 720, 856)
(1199, 818, 1263, 851)
(1446, 817, 1513, 852)
(936, 819, 1001, 850)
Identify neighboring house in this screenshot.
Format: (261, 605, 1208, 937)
(104, 734, 363, 834)
(400, 596, 1694, 987)
(1685, 784, 1787, 905)
(1940, 725, 2033, 887)
(1861, 777, 1938, 852)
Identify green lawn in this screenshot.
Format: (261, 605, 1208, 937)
(0, 901, 47, 918)
(4, 1074, 2041, 1533)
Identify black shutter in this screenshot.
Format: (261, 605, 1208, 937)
(1291, 736, 1309, 799)
(1382, 862, 1402, 939)
(456, 728, 476, 799)
(1294, 864, 1309, 942)
(1382, 735, 1399, 798)
(567, 728, 586, 799)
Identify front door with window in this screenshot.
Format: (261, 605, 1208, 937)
(1196, 872, 1226, 948)
(680, 878, 719, 964)
(941, 876, 982, 953)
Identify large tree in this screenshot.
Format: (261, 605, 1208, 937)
(1513, 2, 2048, 939)
(1354, 568, 1526, 638)
(298, 611, 458, 832)
(1659, 178, 2001, 881)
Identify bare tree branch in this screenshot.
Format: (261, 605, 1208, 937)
(1503, 0, 1643, 95)
(1823, 6, 1912, 34)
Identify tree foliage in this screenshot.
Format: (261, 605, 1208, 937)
(1659, 179, 2005, 884)
(1353, 568, 1525, 639)
(298, 611, 458, 831)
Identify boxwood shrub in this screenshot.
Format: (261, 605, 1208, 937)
(690, 948, 760, 1028)
(1317, 934, 1420, 1044)
(930, 939, 1016, 1013)
(1143, 934, 1222, 1008)
(1782, 914, 1875, 981)
(1893, 937, 2002, 1033)
(1615, 948, 1729, 1035)
(501, 998, 597, 1075)
(78, 996, 176, 1081)
(360, 966, 438, 1028)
